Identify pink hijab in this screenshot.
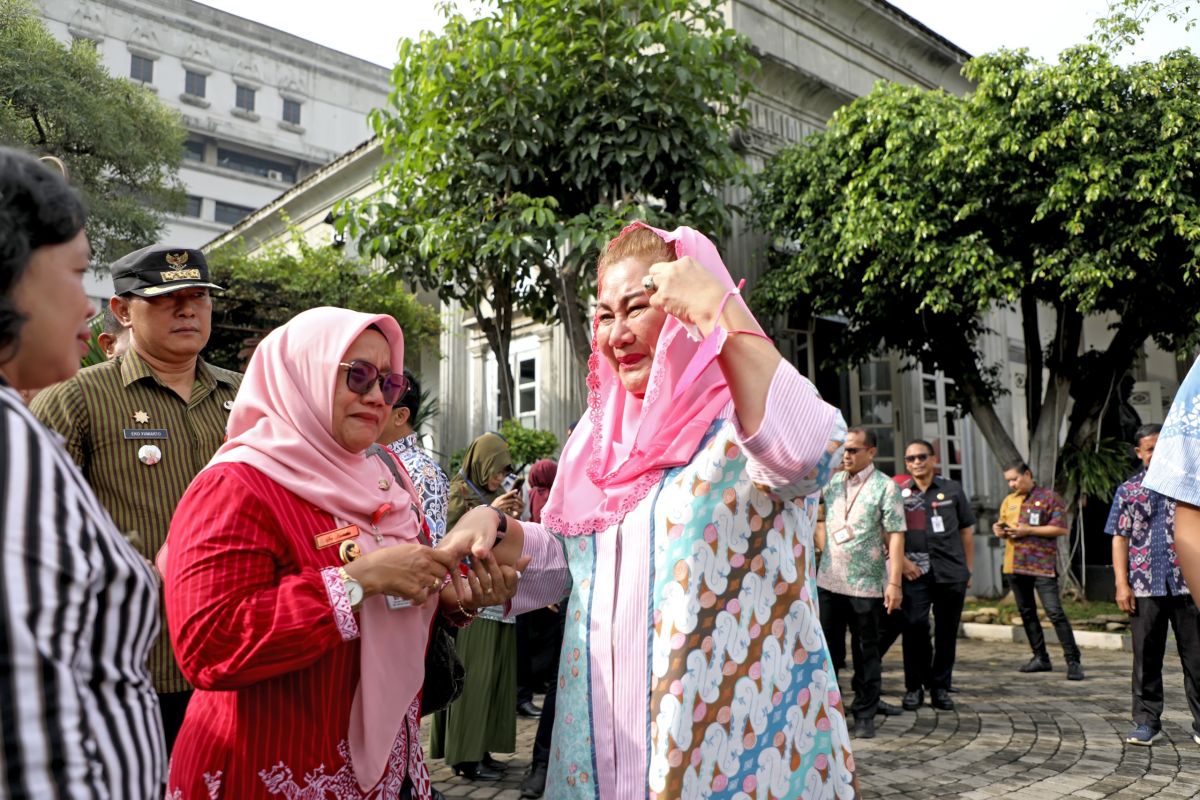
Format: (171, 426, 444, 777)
(541, 222, 763, 536)
(207, 306, 434, 791)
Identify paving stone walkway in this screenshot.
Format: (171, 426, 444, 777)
(421, 638, 1200, 799)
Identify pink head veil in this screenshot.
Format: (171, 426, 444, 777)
(207, 306, 434, 791)
(541, 222, 760, 536)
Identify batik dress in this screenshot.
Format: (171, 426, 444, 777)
(514, 364, 855, 800)
(1147, 357, 1200, 508)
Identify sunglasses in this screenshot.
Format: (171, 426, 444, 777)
(844, 447, 865, 455)
(339, 361, 408, 406)
(904, 453, 932, 463)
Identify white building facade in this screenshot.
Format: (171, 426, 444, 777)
(35, 0, 391, 297)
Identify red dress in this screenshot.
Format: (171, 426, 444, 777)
(164, 462, 433, 799)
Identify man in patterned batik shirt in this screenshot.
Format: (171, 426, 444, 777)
(378, 369, 450, 543)
(816, 427, 906, 738)
(1107, 423, 1200, 746)
(994, 462, 1084, 680)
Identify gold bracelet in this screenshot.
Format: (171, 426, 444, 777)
(456, 598, 477, 619)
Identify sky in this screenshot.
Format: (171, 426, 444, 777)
(199, 0, 1197, 69)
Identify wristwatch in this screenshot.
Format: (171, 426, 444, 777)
(490, 506, 508, 539)
(337, 567, 365, 611)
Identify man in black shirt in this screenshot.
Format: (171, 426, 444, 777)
(879, 439, 975, 711)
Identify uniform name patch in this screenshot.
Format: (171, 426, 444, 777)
(123, 428, 169, 440)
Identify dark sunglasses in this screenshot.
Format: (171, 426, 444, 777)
(904, 453, 932, 463)
(339, 361, 407, 406)
(844, 447, 864, 455)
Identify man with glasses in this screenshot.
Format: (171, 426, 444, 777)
(31, 245, 241, 752)
(815, 428, 906, 738)
(879, 439, 975, 711)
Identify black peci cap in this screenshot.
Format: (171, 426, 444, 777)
(110, 245, 224, 297)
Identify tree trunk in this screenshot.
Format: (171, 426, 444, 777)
(550, 259, 593, 377)
(475, 282, 516, 423)
(1027, 306, 1082, 487)
(1021, 290, 1044, 435)
(945, 351, 1024, 469)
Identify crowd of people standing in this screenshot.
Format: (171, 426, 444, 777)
(6, 142, 1200, 800)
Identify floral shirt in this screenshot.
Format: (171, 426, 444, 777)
(818, 465, 905, 598)
(387, 433, 450, 545)
(999, 485, 1066, 578)
(1105, 468, 1186, 597)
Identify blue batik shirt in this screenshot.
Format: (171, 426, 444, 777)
(1105, 468, 1186, 597)
(387, 432, 450, 545)
(1147, 357, 1200, 510)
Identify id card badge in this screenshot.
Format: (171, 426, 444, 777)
(931, 515, 946, 534)
(832, 526, 854, 545)
(1029, 511, 1042, 526)
(386, 595, 413, 610)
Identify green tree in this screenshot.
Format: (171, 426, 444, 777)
(203, 226, 440, 372)
(0, 0, 186, 263)
(754, 42, 1200, 492)
(345, 0, 756, 420)
(499, 418, 559, 468)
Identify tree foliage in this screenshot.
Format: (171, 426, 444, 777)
(0, 0, 186, 263)
(345, 0, 756, 419)
(499, 418, 559, 468)
(203, 226, 440, 372)
(754, 42, 1200, 489)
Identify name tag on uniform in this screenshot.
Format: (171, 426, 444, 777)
(123, 428, 169, 440)
(931, 515, 946, 533)
(1029, 511, 1042, 526)
(832, 526, 854, 545)
(386, 595, 413, 610)
(314, 524, 359, 549)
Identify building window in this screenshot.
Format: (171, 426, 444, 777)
(853, 358, 898, 476)
(184, 70, 206, 98)
(183, 139, 205, 162)
(214, 201, 254, 225)
(130, 54, 153, 83)
(215, 147, 296, 183)
(920, 370, 971, 492)
(282, 98, 302, 125)
(516, 354, 537, 428)
(235, 85, 256, 112)
(184, 195, 202, 218)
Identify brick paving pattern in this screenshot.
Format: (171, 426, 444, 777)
(422, 638, 1200, 798)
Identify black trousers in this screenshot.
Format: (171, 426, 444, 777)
(879, 575, 966, 692)
(158, 689, 192, 755)
(1010, 574, 1081, 664)
(818, 588, 883, 719)
(531, 604, 566, 766)
(1131, 594, 1200, 732)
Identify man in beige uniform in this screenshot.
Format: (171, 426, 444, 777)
(32, 245, 241, 752)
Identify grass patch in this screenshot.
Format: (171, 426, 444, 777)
(963, 597, 1125, 630)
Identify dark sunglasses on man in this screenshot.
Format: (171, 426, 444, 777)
(340, 360, 408, 406)
(904, 452, 932, 463)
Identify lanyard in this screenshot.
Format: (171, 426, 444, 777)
(842, 468, 872, 521)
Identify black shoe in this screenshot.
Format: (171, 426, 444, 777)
(946, 685, 960, 693)
(855, 716, 876, 738)
(876, 700, 904, 716)
(1067, 661, 1085, 681)
(901, 689, 924, 711)
(452, 762, 502, 781)
(430, 790, 448, 800)
(930, 689, 955, 710)
(517, 700, 543, 718)
(520, 761, 548, 798)
(481, 754, 509, 772)
(1019, 656, 1052, 673)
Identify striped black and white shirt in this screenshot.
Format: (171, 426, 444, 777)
(0, 384, 164, 798)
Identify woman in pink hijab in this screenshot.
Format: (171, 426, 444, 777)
(439, 223, 856, 799)
(163, 307, 526, 799)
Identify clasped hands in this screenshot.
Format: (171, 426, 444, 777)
(341, 507, 528, 611)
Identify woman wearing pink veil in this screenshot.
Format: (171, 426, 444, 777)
(163, 307, 524, 799)
(438, 223, 856, 799)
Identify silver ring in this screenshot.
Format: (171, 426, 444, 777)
(642, 275, 657, 293)
(515, 570, 523, 580)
